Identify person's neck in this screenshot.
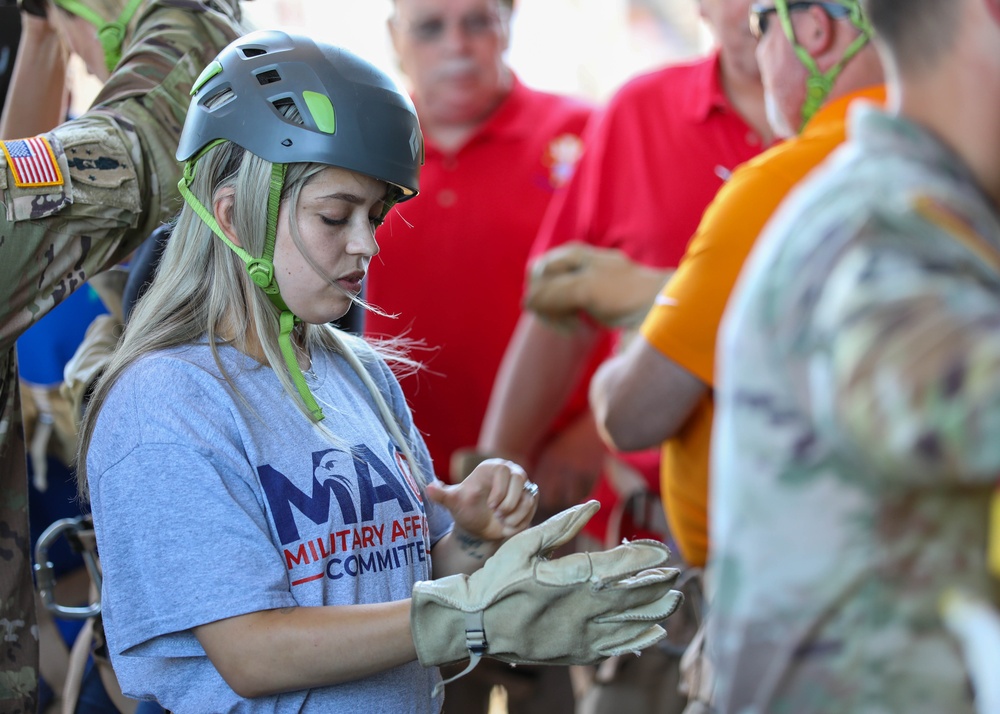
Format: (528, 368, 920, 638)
(719, 55, 773, 146)
(422, 119, 485, 154)
(418, 77, 512, 154)
(216, 312, 311, 370)
(899, 64, 1000, 211)
(819, 46, 885, 115)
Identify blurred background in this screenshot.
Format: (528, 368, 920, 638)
(70, 0, 713, 115)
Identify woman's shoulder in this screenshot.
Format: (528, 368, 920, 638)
(127, 342, 257, 381)
(107, 343, 262, 421)
(327, 331, 393, 379)
(94, 344, 253, 461)
(322, 330, 410, 414)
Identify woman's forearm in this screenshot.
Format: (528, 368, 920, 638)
(430, 528, 502, 578)
(193, 600, 417, 698)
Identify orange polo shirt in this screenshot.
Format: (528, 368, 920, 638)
(640, 86, 886, 567)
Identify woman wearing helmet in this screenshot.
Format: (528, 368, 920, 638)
(76, 30, 682, 712)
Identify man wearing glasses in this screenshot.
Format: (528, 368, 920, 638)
(711, 0, 1000, 709)
(577, 1, 881, 710)
(364, 1, 592, 712)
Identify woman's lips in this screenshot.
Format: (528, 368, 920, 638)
(337, 272, 365, 293)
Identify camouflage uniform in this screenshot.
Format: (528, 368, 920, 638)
(0, 1, 243, 710)
(710, 103, 1000, 713)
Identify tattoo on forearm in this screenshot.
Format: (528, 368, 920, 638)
(454, 529, 489, 561)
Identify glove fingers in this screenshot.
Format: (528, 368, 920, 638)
(530, 242, 588, 280)
(596, 624, 668, 659)
(525, 273, 586, 318)
(524, 500, 601, 555)
(598, 588, 685, 624)
(614, 566, 681, 589)
(585, 540, 674, 582)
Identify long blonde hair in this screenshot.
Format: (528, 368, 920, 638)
(77, 141, 425, 497)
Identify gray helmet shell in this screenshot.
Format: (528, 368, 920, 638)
(176, 29, 423, 198)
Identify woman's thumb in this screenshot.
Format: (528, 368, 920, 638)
(425, 479, 456, 508)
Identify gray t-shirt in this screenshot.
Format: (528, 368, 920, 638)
(87, 336, 452, 713)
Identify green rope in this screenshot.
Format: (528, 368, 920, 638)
(279, 311, 324, 421)
(178, 150, 325, 422)
(775, 0, 873, 130)
(53, 0, 145, 73)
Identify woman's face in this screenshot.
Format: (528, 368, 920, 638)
(273, 166, 386, 325)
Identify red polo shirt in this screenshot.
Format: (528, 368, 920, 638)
(364, 75, 593, 480)
(528, 52, 768, 544)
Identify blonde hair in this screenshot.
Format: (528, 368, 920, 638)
(77, 141, 425, 498)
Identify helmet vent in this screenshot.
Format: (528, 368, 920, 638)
(241, 47, 268, 58)
(256, 69, 282, 86)
(272, 97, 305, 126)
(205, 87, 236, 111)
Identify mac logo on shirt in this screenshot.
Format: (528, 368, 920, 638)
(258, 442, 418, 546)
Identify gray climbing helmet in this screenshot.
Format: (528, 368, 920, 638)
(175, 31, 423, 423)
(177, 28, 423, 198)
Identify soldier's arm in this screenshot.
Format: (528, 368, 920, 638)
(0, 12, 69, 138)
(0, 1, 243, 351)
(809, 213, 1000, 484)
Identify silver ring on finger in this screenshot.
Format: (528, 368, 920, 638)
(522, 480, 539, 498)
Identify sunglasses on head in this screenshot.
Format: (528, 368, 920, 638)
(749, 1, 851, 40)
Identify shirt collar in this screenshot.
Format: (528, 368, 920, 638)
(685, 49, 731, 123)
(804, 85, 886, 131)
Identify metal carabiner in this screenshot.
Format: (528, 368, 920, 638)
(34, 515, 102, 619)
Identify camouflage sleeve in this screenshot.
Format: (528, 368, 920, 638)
(0, 0, 243, 351)
(0, 3, 242, 708)
(809, 209, 1000, 484)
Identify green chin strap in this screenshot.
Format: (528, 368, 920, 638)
(775, 1, 873, 131)
(52, 0, 145, 74)
(178, 144, 326, 422)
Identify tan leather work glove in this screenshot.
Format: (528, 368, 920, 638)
(525, 242, 673, 331)
(411, 501, 683, 688)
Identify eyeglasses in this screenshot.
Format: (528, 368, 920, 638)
(395, 10, 502, 44)
(749, 2, 851, 40)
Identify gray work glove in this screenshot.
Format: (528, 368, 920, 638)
(411, 501, 683, 685)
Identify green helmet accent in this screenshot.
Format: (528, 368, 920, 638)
(176, 30, 425, 422)
(51, 0, 145, 74)
(774, 0, 873, 130)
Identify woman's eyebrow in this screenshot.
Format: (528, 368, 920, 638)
(312, 192, 368, 205)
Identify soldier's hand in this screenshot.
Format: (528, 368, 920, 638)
(525, 243, 673, 330)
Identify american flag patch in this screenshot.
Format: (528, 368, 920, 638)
(1, 137, 64, 188)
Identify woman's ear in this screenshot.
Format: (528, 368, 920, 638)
(212, 187, 241, 247)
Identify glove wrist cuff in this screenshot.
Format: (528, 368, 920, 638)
(430, 611, 488, 697)
(412, 578, 484, 666)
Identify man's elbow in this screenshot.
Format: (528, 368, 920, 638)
(606, 416, 659, 453)
(594, 397, 656, 453)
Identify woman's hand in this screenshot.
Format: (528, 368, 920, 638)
(426, 459, 537, 542)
